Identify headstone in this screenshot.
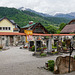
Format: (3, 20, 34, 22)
(57, 41, 62, 52)
(54, 56, 75, 74)
(65, 39, 71, 47)
(57, 41, 62, 46)
(47, 38, 52, 52)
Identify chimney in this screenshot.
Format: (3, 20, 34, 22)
(29, 21, 33, 24)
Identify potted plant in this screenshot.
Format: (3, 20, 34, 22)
(43, 47, 47, 50)
(37, 48, 40, 52)
(40, 53, 47, 57)
(37, 48, 42, 52)
(52, 45, 57, 49)
(31, 46, 35, 51)
(47, 60, 54, 72)
(23, 46, 28, 49)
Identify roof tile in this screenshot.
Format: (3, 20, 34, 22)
(61, 24, 75, 33)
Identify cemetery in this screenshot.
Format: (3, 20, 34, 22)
(0, 18, 75, 75)
(24, 30, 75, 74)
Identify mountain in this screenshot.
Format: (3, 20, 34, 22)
(18, 7, 25, 10)
(0, 7, 70, 27)
(25, 8, 52, 17)
(22, 8, 75, 19)
(22, 9, 70, 26)
(54, 12, 75, 19)
(69, 12, 75, 17)
(15, 7, 75, 20)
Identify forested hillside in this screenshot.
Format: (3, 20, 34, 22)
(0, 7, 70, 27)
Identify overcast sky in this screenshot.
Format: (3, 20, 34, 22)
(0, 0, 75, 15)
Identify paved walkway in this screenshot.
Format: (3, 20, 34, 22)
(0, 46, 75, 75)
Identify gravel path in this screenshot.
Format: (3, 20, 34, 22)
(0, 46, 75, 75)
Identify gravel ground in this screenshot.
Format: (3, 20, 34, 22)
(0, 46, 75, 75)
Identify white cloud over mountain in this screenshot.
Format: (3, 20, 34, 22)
(0, 0, 75, 15)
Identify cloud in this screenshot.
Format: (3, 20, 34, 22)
(0, 0, 75, 15)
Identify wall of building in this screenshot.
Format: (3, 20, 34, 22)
(0, 19, 15, 32)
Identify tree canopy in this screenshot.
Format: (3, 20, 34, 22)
(0, 7, 69, 27)
(45, 25, 57, 34)
(59, 23, 66, 31)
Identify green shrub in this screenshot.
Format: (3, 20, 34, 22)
(54, 51, 58, 54)
(74, 55, 75, 59)
(62, 41, 65, 46)
(51, 51, 58, 54)
(48, 60, 54, 71)
(54, 42, 57, 46)
(43, 46, 47, 48)
(31, 46, 35, 51)
(39, 48, 42, 50)
(52, 45, 57, 49)
(37, 48, 42, 51)
(37, 48, 40, 51)
(40, 53, 46, 56)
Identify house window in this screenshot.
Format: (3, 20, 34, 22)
(0, 27, 11, 30)
(3, 27, 5, 30)
(9, 27, 11, 30)
(0, 27, 2, 30)
(6, 27, 7, 30)
(7, 27, 11, 30)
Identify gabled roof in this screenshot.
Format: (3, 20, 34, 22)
(61, 19, 75, 33)
(21, 23, 35, 28)
(21, 22, 49, 33)
(68, 19, 75, 24)
(0, 17, 20, 29)
(31, 23, 49, 33)
(0, 17, 16, 25)
(61, 24, 75, 33)
(0, 17, 15, 25)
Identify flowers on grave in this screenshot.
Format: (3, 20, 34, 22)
(50, 50, 58, 55)
(29, 46, 32, 48)
(31, 46, 35, 51)
(23, 46, 28, 49)
(43, 47, 47, 50)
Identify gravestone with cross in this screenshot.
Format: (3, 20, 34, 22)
(57, 41, 62, 52)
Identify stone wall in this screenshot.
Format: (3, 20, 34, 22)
(0, 35, 26, 47)
(54, 56, 75, 74)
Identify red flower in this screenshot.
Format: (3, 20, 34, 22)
(24, 46, 28, 48)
